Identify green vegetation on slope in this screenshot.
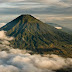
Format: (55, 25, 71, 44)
(0, 14, 72, 57)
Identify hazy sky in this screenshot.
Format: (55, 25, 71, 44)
(0, 0, 72, 29)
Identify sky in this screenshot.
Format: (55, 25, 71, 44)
(0, 0, 72, 30)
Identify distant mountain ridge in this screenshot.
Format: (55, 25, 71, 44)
(0, 14, 72, 57)
(47, 23, 72, 34)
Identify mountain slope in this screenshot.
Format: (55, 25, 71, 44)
(0, 14, 72, 57)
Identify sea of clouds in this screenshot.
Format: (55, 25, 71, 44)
(0, 31, 72, 72)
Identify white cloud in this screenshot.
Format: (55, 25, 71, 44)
(0, 0, 25, 3)
(0, 30, 72, 72)
(0, 23, 6, 28)
(0, 31, 14, 45)
(0, 31, 13, 41)
(29, 0, 71, 7)
(0, 0, 71, 9)
(0, 50, 71, 72)
(55, 27, 62, 29)
(34, 14, 72, 22)
(33, 0, 60, 4)
(0, 65, 19, 72)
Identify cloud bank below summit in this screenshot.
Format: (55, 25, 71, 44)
(0, 31, 72, 72)
(0, 49, 72, 72)
(0, 31, 13, 41)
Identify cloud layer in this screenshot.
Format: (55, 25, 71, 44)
(0, 31, 14, 45)
(0, 31, 72, 72)
(0, 31, 13, 41)
(0, 49, 72, 72)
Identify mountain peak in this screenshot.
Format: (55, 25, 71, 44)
(14, 14, 37, 23)
(18, 14, 35, 19)
(0, 14, 45, 32)
(0, 14, 72, 57)
(20, 14, 33, 17)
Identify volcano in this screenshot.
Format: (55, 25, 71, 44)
(0, 14, 72, 57)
